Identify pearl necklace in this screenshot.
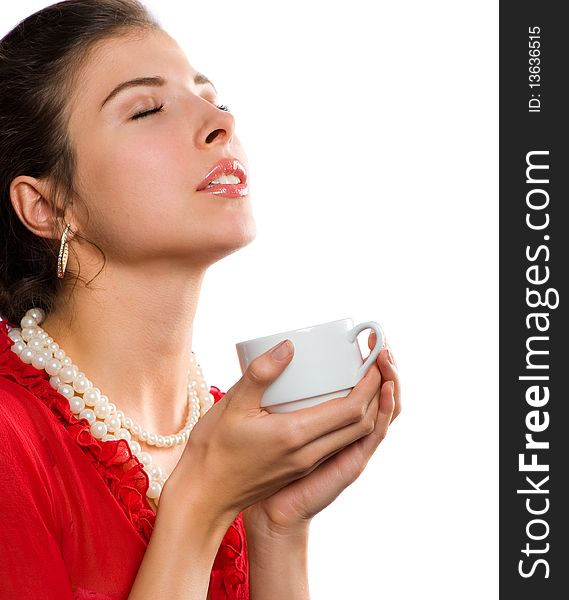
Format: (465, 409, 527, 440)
(7, 307, 214, 508)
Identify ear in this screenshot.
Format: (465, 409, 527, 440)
(9, 175, 72, 241)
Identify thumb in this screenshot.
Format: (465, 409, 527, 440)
(229, 339, 294, 410)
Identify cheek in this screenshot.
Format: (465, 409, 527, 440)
(112, 137, 187, 199)
(83, 134, 192, 219)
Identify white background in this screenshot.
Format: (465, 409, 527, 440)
(2, 2, 499, 598)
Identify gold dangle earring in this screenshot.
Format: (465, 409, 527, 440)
(57, 223, 73, 279)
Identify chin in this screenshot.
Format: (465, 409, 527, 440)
(201, 218, 257, 262)
(218, 209, 256, 242)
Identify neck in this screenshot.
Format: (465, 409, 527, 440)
(41, 262, 207, 435)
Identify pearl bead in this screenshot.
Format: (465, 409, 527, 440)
(79, 408, 96, 424)
(104, 415, 121, 433)
(59, 364, 79, 383)
(102, 434, 118, 442)
(49, 375, 61, 389)
(90, 421, 108, 439)
(28, 338, 44, 350)
(115, 428, 131, 441)
(54, 349, 66, 361)
(123, 417, 133, 429)
(25, 307, 44, 322)
(10, 340, 26, 355)
(139, 452, 152, 466)
(49, 342, 60, 352)
(83, 388, 101, 407)
(19, 348, 36, 364)
(140, 431, 149, 442)
(57, 383, 75, 399)
(31, 353, 48, 370)
(94, 403, 112, 419)
(61, 356, 72, 367)
(115, 410, 125, 421)
(73, 374, 92, 393)
(147, 481, 162, 499)
(150, 465, 163, 481)
(148, 433, 157, 445)
(7, 328, 23, 342)
(69, 396, 85, 414)
(129, 440, 142, 454)
(21, 326, 39, 341)
(131, 424, 141, 436)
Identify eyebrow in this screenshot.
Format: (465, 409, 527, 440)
(100, 72, 217, 110)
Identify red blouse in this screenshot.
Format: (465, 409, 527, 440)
(0, 319, 249, 599)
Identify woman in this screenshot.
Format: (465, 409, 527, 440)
(0, 1, 401, 598)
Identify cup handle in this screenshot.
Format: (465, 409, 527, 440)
(346, 321, 384, 381)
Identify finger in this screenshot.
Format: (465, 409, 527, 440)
(226, 339, 295, 410)
(368, 331, 400, 422)
(356, 379, 394, 457)
(370, 343, 400, 422)
(270, 357, 382, 448)
(371, 379, 396, 443)
(292, 382, 382, 473)
(331, 379, 393, 469)
(368, 328, 387, 349)
(379, 348, 401, 423)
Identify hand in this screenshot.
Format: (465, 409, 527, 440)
(242, 331, 402, 537)
(166, 334, 396, 530)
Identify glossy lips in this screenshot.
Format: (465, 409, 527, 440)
(196, 158, 248, 198)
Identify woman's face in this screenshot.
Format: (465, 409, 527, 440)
(65, 27, 255, 269)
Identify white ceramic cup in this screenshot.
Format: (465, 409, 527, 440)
(235, 317, 384, 413)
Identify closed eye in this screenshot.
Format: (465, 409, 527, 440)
(131, 103, 165, 120)
(130, 101, 229, 121)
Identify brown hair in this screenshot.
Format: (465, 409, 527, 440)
(0, 0, 160, 326)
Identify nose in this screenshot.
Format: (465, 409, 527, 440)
(197, 102, 235, 147)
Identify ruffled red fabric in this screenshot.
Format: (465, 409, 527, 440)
(209, 387, 250, 600)
(208, 385, 249, 600)
(0, 319, 249, 600)
(0, 319, 155, 543)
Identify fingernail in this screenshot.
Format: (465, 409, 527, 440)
(271, 339, 292, 361)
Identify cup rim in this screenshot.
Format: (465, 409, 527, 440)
(236, 317, 353, 348)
